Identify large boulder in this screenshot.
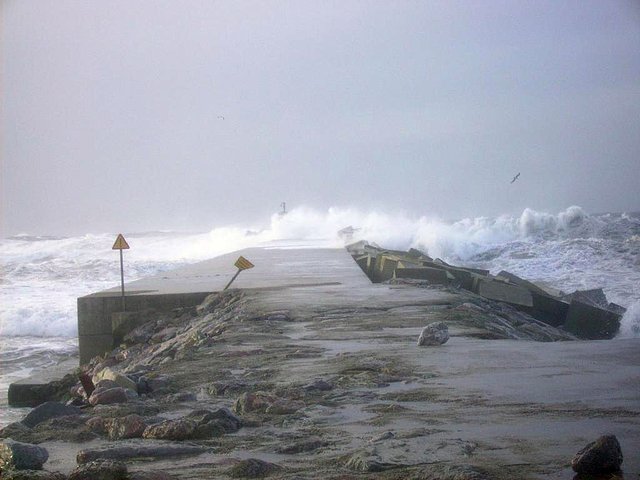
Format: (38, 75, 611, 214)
(417, 322, 450, 346)
(21, 402, 80, 428)
(0, 422, 32, 440)
(142, 408, 241, 440)
(571, 435, 623, 474)
(0, 439, 49, 470)
(92, 369, 137, 393)
(142, 418, 197, 441)
(88, 387, 128, 406)
(101, 415, 147, 440)
(68, 459, 127, 480)
(76, 445, 207, 464)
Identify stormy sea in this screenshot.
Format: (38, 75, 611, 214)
(1, 205, 639, 426)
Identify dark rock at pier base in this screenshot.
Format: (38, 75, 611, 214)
(20, 402, 80, 428)
(0, 470, 65, 480)
(68, 459, 127, 480)
(0, 439, 49, 470)
(76, 444, 209, 464)
(572, 435, 624, 474)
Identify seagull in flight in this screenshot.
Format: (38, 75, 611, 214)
(217, 115, 225, 120)
(510, 172, 520, 184)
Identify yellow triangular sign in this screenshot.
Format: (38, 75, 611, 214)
(234, 256, 254, 270)
(112, 233, 130, 250)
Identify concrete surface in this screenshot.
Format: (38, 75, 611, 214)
(7, 359, 78, 407)
(77, 247, 371, 363)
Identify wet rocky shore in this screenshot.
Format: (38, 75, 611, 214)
(2, 256, 638, 479)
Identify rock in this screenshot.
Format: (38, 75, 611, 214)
(92, 368, 137, 393)
(0, 422, 32, 439)
(94, 380, 119, 391)
(142, 418, 197, 441)
(303, 380, 333, 392)
(344, 450, 386, 472)
(571, 435, 623, 474)
(123, 320, 157, 345)
(76, 445, 208, 464)
(233, 392, 275, 414)
(86, 417, 107, 435)
(276, 439, 327, 454)
(123, 388, 139, 401)
(142, 375, 170, 393)
(186, 408, 242, 434)
(0, 439, 49, 470)
(166, 391, 197, 402)
(128, 472, 175, 480)
(28, 415, 96, 443)
(232, 392, 301, 415)
(151, 327, 178, 343)
(89, 387, 128, 406)
(227, 458, 281, 478)
(0, 470, 65, 480)
(417, 322, 450, 346)
(68, 459, 128, 480)
(105, 414, 147, 439)
(264, 399, 304, 415)
(20, 402, 81, 428)
(143, 408, 241, 440)
(369, 431, 395, 442)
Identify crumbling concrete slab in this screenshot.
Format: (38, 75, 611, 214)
(477, 279, 534, 308)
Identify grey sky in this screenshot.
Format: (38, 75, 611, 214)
(2, 0, 639, 236)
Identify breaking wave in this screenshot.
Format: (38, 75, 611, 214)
(1, 205, 639, 338)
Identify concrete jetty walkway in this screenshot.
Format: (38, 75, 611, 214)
(3, 246, 639, 479)
(78, 247, 371, 363)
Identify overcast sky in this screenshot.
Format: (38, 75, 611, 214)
(2, 0, 639, 236)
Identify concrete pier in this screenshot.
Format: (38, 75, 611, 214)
(77, 247, 370, 364)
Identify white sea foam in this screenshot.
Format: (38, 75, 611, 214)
(1, 205, 639, 338)
(618, 301, 640, 338)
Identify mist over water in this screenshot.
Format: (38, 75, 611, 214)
(1, 205, 639, 340)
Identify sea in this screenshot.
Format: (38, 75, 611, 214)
(1, 205, 639, 427)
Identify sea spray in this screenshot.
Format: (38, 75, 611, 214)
(618, 301, 640, 338)
(1, 205, 638, 339)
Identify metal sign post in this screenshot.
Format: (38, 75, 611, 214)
(224, 256, 255, 290)
(112, 233, 130, 311)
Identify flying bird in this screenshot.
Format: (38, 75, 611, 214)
(510, 173, 520, 184)
(217, 115, 225, 120)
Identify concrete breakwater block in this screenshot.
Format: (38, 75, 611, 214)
(395, 267, 452, 285)
(8, 359, 78, 408)
(563, 288, 609, 308)
(496, 270, 550, 297)
(564, 300, 622, 339)
(476, 279, 534, 308)
(529, 292, 570, 327)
